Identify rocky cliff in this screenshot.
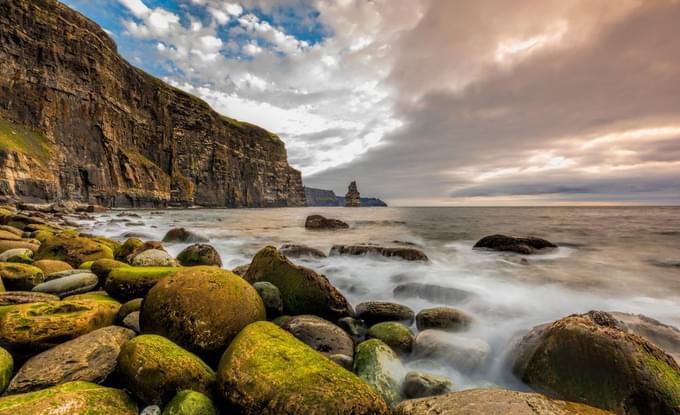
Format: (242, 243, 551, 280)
(305, 186, 387, 207)
(0, 0, 306, 208)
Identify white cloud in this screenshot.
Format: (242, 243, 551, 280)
(119, 0, 150, 18)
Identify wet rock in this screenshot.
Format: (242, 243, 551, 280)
(162, 228, 208, 243)
(402, 371, 453, 399)
(415, 330, 491, 373)
(244, 246, 353, 320)
(0, 247, 32, 261)
(176, 244, 222, 267)
(512, 310, 680, 414)
(131, 249, 179, 267)
(122, 311, 140, 332)
(355, 301, 415, 326)
(90, 258, 129, 284)
(473, 234, 557, 255)
(305, 214, 349, 230)
(607, 311, 680, 365)
(279, 243, 327, 258)
(331, 245, 429, 261)
(141, 266, 265, 362)
(395, 388, 614, 415)
(0, 381, 138, 414)
(32, 272, 98, 298)
(367, 322, 415, 356)
(338, 316, 368, 344)
(116, 238, 144, 261)
(0, 262, 45, 290)
(32, 259, 72, 275)
(393, 283, 476, 304)
(34, 233, 113, 267)
(6, 326, 135, 394)
(253, 281, 283, 317)
(104, 266, 180, 302)
(163, 390, 217, 415)
(217, 321, 390, 414)
(416, 307, 474, 332)
(0, 347, 11, 394)
(354, 339, 404, 408)
(281, 315, 354, 361)
(116, 298, 143, 323)
(0, 291, 59, 306)
(118, 334, 216, 405)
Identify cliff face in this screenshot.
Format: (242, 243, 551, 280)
(304, 187, 339, 207)
(0, 0, 306, 207)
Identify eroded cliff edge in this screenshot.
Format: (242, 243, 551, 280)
(0, 0, 306, 208)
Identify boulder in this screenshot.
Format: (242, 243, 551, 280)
(32, 259, 72, 275)
(0, 381, 138, 415)
(162, 390, 217, 415)
(126, 241, 166, 262)
(0, 291, 59, 306)
(116, 298, 143, 323)
(244, 246, 353, 320)
(6, 326, 135, 394)
(305, 214, 349, 230)
(0, 225, 22, 237)
(31, 272, 98, 298)
(141, 266, 265, 362)
(176, 244, 222, 267)
(231, 264, 249, 276)
(217, 321, 390, 414)
(253, 281, 283, 317)
(281, 315, 354, 361)
(116, 238, 144, 261)
(356, 301, 415, 326)
(416, 307, 474, 331)
(512, 311, 680, 414)
(415, 330, 491, 373)
(473, 234, 557, 255)
(0, 263, 45, 290)
(338, 316, 368, 344)
(607, 312, 680, 365)
(118, 334, 216, 405)
(90, 258, 129, 284)
(367, 322, 415, 356)
(402, 371, 453, 399)
(0, 347, 11, 394)
(34, 233, 113, 267)
(354, 339, 404, 408)
(104, 266, 180, 302)
(393, 283, 476, 304)
(330, 245, 429, 261)
(0, 230, 21, 241)
(162, 228, 208, 243)
(142, 406, 161, 415)
(0, 240, 39, 254)
(131, 249, 179, 267)
(395, 388, 614, 415)
(122, 311, 140, 332)
(279, 243, 327, 258)
(0, 248, 32, 261)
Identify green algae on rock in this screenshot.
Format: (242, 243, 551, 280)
(163, 390, 217, 415)
(116, 238, 144, 261)
(354, 338, 404, 408)
(34, 233, 113, 267)
(217, 321, 391, 415)
(0, 381, 138, 415)
(32, 259, 72, 276)
(117, 334, 216, 405)
(90, 258, 129, 283)
(176, 243, 222, 267)
(0, 262, 45, 290)
(244, 246, 353, 320)
(104, 266, 179, 302)
(0, 346, 12, 394)
(367, 321, 415, 356)
(141, 266, 265, 362)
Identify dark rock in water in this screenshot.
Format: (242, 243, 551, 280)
(279, 243, 327, 258)
(330, 245, 428, 261)
(512, 310, 680, 414)
(176, 244, 222, 267)
(0, 291, 59, 306)
(305, 215, 349, 230)
(253, 281, 284, 317)
(415, 331, 491, 373)
(473, 234, 557, 254)
(355, 301, 415, 326)
(162, 228, 208, 243)
(416, 307, 474, 332)
(393, 283, 476, 304)
(402, 371, 453, 399)
(281, 315, 354, 362)
(32, 272, 99, 298)
(367, 322, 415, 356)
(6, 326, 135, 394)
(338, 316, 368, 344)
(395, 388, 613, 415)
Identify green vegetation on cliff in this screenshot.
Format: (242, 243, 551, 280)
(0, 118, 50, 163)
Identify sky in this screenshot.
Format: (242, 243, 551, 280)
(61, 0, 680, 206)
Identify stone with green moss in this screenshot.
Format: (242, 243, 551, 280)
(34, 233, 113, 267)
(354, 339, 404, 408)
(162, 390, 217, 415)
(244, 246, 352, 320)
(513, 310, 680, 414)
(78, 261, 93, 269)
(0, 278, 4, 293)
(176, 244, 222, 267)
(63, 291, 119, 304)
(90, 258, 129, 283)
(91, 236, 121, 257)
(32, 259, 72, 276)
(31, 229, 54, 243)
(118, 334, 216, 405)
(116, 298, 143, 323)
(217, 321, 391, 414)
(105, 266, 179, 302)
(6, 253, 34, 264)
(367, 322, 415, 356)
(0, 240, 39, 254)
(116, 238, 144, 262)
(141, 266, 265, 362)
(0, 262, 45, 290)
(0, 346, 12, 394)
(0, 381, 137, 415)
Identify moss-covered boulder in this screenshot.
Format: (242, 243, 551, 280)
(116, 237, 144, 261)
(367, 321, 415, 356)
(0, 381, 138, 415)
(176, 244, 222, 267)
(0, 262, 45, 290)
(244, 246, 352, 320)
(116, 298, 143, 323)
(354, 339, 404, 408)
(281, 314, 354, 361)
(217, 321, 391, 414)
(32, 259, 72, 276)
(163, 390, 217, 415)
(141, 266, 265, 362)
(0, 347, 12, 394)
(34, 233, 113, 267)
(0, 240, 39, 254)
(118, 335, 216, 405)
(90, 258, 129, 283)
(0, 247, 33, 261)
(104, 266, 179, 302)
(512, 311, 680, 414)
(0, 298, 120, 354)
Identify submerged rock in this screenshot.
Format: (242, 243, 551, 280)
(176, 244, 222, 267)
(367, 322, 415, 356)
(355, 301, 415, 326)
(281, 314, 354, 361)
(162, 228, 208, 243)
(416, 307, 474, 332)
(279, 243, 327, 258)
(393, 283, 476, 304)
(305, 215, 349, 230)
(415, 330, 491, 374)
(330, 245, 429, 261)
(402, 371, 453, 399)
(473, 234, 557, 255)
(217, 321, 390, 414)
(354, 339, 404, 408)
(163, 390, 217, 415)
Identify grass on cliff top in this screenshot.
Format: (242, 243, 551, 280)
(0, 118, 50, 163)
(220, 115, 284, 145)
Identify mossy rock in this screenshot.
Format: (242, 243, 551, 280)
(0, 381, 137, 415)
(0, 346, 12, 394)
(162, 390, 217, 415)
(0, 278, 4, 293)
(105, 266, 179, 302)
(0, 262, 45, 290)
(367, 322, 415, 356)
(0, 240, 39, 254)
(0, 298, 120, 354)
(31, 229, 55, 243)
(62, 291, 119, 304)
(176, 244, 222, 267)
(244, 246, 352, 320)
(91, 237, 121, 257)
(6, 253, 34, 264)
(116, 298, 143, 323)
(78, 261, 93, 269)
(217, 321, 391, 414)
(90, 258, 129, 284)
(354, 339, 404, 408)
(34, 233, 113, 268)
(513, 311, 680, 414)
(118, 335, 216, 405)
(32, 259, 73, 276)
(116, 238, 144, 262)
(141, 266, 265, 363)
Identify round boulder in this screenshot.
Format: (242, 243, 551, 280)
(355, 301, 415, 326)
(367, 321, 415, 355)
(416, 307, 474, 332)
(131, 249, 179, 267)
(415, 330, 490, 374)
(402, 371, 453, 399)
(0, 263, 45, 290)
(0, 347, 12, 394)
(176, 244, 222, 267)
(281, 315, 354, 361)
(32, 259, 72, 276)
(354, 339, 404, 408)
(162, 228, 208, 243)
(162, 390, 217, 415)
(253, 281, 283, 317)
(305, 215, 349, 230)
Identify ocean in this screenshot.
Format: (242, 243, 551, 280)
(79, 206, 680, 390)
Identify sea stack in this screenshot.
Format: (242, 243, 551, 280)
(345, 181, 361, 207)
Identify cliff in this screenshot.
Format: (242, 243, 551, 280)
(0, 0, 306, 208)
(305, 186, 387, 207)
